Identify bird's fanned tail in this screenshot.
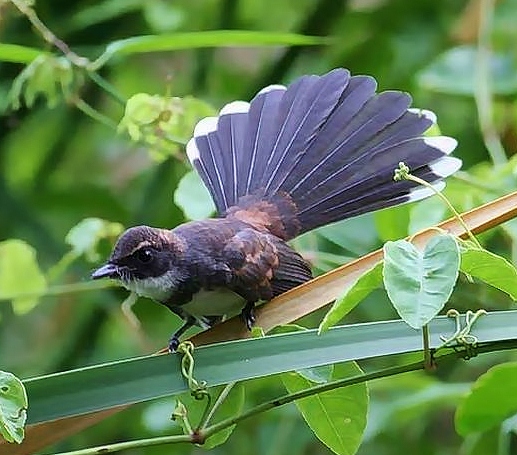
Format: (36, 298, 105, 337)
(186, 68, 461, 240)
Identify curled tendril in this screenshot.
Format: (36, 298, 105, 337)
(177, 341, 209, 401)
(438, 309, 487, 358)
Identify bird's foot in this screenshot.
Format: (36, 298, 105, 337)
(241, 302, 256, 331)
(168, 336, 180, 353)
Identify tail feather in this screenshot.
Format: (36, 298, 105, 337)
(296, 137, 459, 226)
(186, 68, 461, 240)
(239, 85, 285, 195)
(288, 91, 413, 198)
(260, 70, 350, 193)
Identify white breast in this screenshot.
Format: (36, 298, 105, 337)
(181, 289, 246, 319)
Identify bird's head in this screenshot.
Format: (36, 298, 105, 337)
(91, 225, 186, 302)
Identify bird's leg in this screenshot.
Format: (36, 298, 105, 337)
(240, 301, 256, 331)
(168, 316, 196, 352)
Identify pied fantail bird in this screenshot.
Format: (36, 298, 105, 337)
(92, 68, 461, 351)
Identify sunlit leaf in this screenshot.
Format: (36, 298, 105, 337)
(319, 262, 383, 333)
(0, 371, 28, 444)
(455, 362, 517, 435)
(65, 218, 124, 262)
(0, 240, 47, 314)
(282, 362, 368, 455)
(383, 235, 460, 329)
(459, 243, 517, 301)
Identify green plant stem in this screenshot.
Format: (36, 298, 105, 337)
(73, 98, 118, 129)
(9, 0, 89, 67)
(422, 325, 432, 370)
(475, 0, 507, 166)
(87, 71, 127, 106)
(199, 382, 237, 430)
(0, 280, 116, 302)
(48, 433, 193, 455)
(405, 173, 482, 249)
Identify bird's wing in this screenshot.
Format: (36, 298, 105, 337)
(222, 228, 312, 302)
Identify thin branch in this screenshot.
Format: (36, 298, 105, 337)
(10, 0, 89, 67)
(73, 98, 119, 130)
(87, 72, 127, 106)
(199, 382, 237, 430)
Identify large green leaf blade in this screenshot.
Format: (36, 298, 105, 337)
(383, 235, 460, 329)
(0, 371, 28, 444)
(455, 362, 517, 435)
(22, 311, 517, 425)
(282, 362, 368, 455)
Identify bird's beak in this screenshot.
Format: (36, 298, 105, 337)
(91, 263, 119, 280)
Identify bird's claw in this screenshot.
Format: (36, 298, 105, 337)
(241, 302, 256, 331)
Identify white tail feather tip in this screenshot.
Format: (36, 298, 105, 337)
(186, 138, 200, 162)
(429, 157, 462, 177)
(423, 136, 458, 155)
(220, 101, 250, 116)
(257, 84, 287, 96)
(193, 116, 218, 137)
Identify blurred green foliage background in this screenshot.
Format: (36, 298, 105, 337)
(1, 0, 517, 453)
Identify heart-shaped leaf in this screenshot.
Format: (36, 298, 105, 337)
(383, 234, 460, 329)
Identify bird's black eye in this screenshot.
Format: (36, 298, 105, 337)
(136, 248, 154, 264)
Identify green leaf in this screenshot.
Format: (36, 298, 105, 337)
(174, 171, 216, 220)
(0, 240, 47, 314)
(418, 45, 517, 96)
(319, 262, 383, 333)
(0, 371, 28, 444)
(65, 218, 124, 262)
(94, 31, 329, 67)
(459, 244, 517, 301)
(282, 362, 368, 455)
(455, 362, 517, 435)
(0, 44, 44, 64)
(383, 235, 460, 329)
